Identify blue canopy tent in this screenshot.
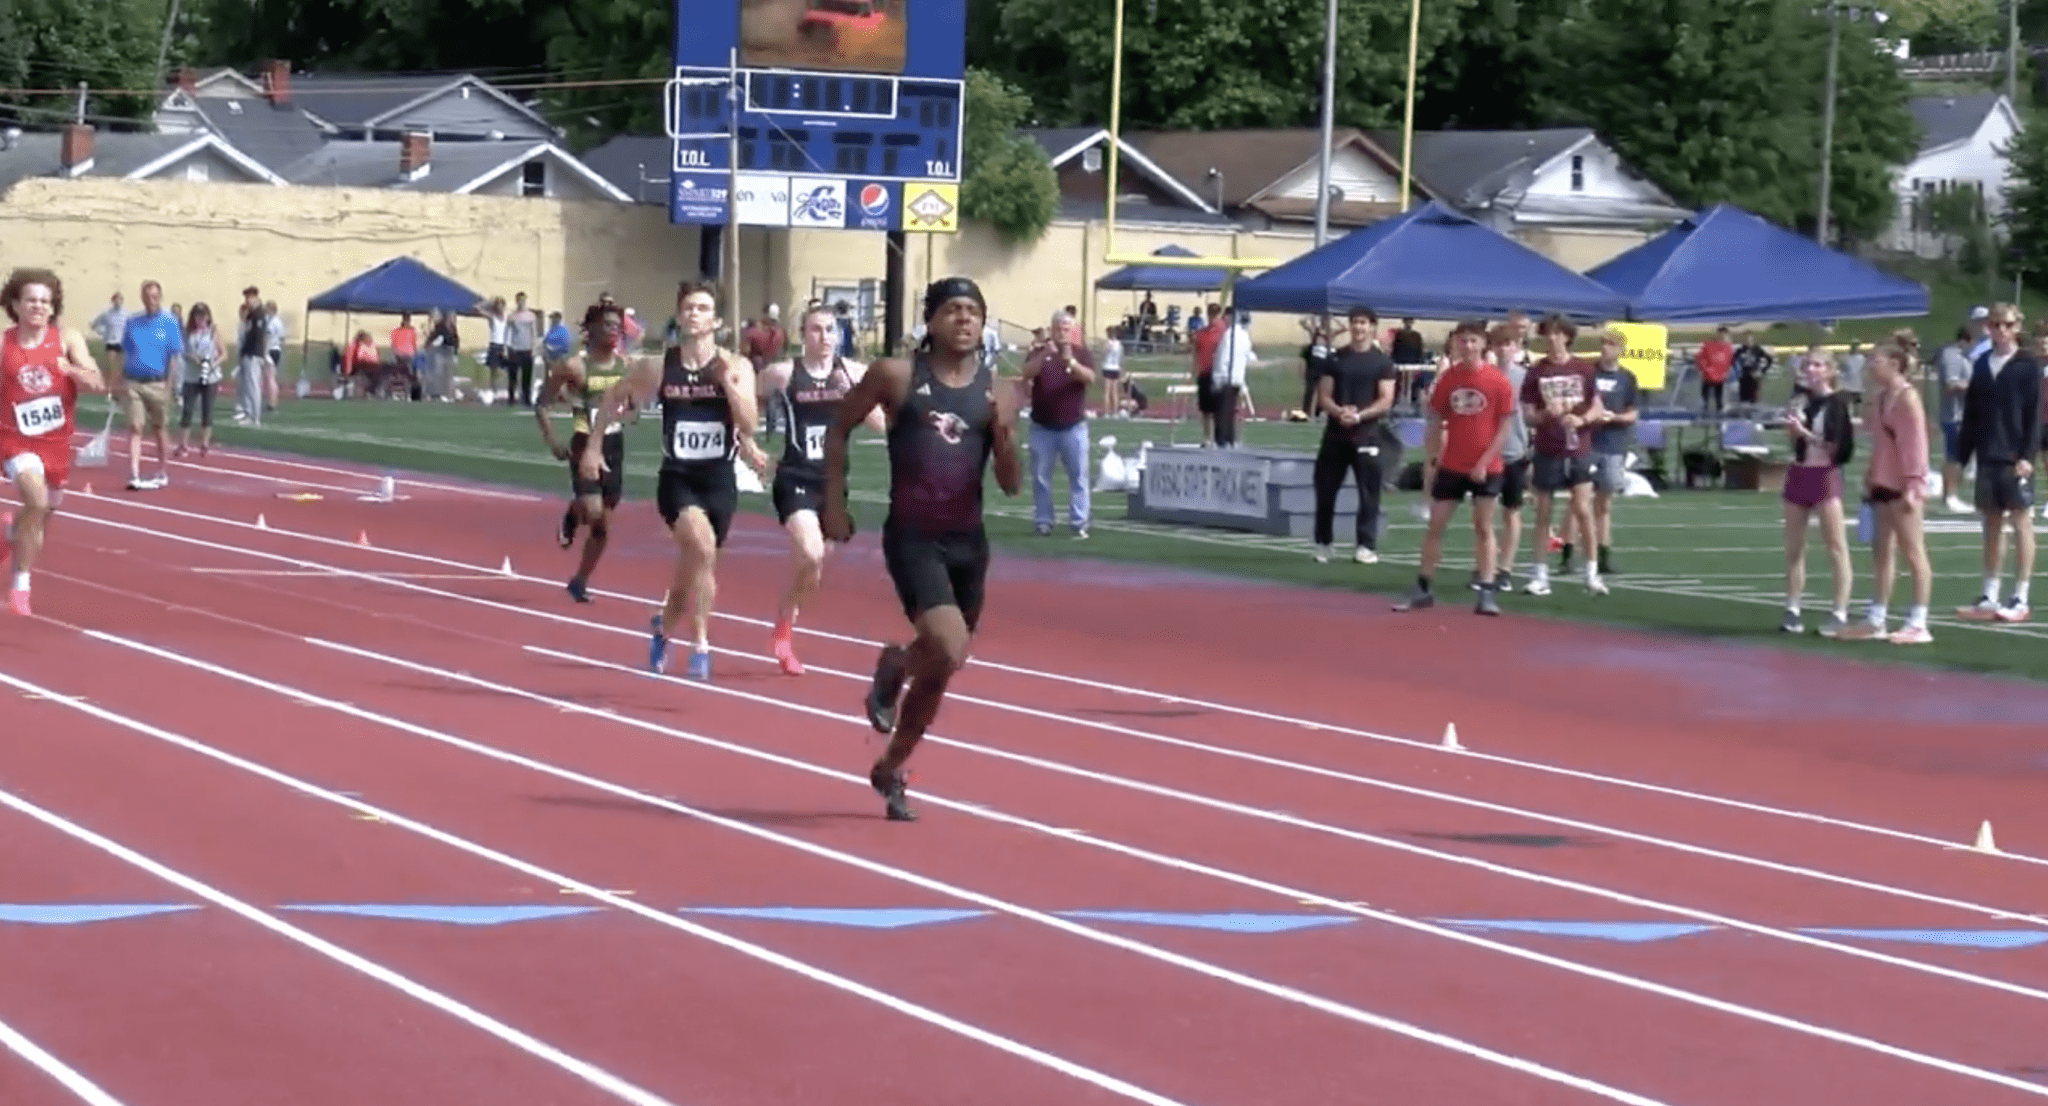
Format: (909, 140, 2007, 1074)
(1586, 204, 1929, 323)
(306, 256, 489, 316)
(1230, 201, 1630, 320)
(1095, 244, 1234, 294)
(301, 256, 488, 400)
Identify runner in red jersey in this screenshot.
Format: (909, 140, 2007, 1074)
(1, 268, 107, 616)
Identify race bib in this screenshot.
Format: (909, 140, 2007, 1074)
(803, 423, 826, 461)
(12, 396, 63, 437)
(670, 422, 727, 461)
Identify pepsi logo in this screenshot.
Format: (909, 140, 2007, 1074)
(859, 183, 890, 217)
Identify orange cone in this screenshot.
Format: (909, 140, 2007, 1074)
(356, 530, 371, 547)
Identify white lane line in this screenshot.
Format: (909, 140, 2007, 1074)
(0, 660, 1201, 1106)
(0, 725, 678, 1106)
(38, 488, 2048, 871)
(67, 630, 1673, 1106)
(0, 1011, 129, 1106)
(67, 429, 543, 503)
(30, 496, 2048, 938)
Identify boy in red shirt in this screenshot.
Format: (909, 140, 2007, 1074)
(1696, 326, 1733, 414)
(1396, 320, 1516, 615)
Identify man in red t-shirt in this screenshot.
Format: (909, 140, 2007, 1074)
(1395, 320, 1515, 616)
(1519, 314, 1607, 596)
(1695, 326, 1733, 414)
(1190, 303, 1224, 444)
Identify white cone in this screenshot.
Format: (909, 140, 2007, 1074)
(255, 514, 268, 529)
(499, 556, 515, 577)
(1441, 723, 1462, 751)
(1973, 820, 1999, 854)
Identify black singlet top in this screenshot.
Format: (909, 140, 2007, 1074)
(659, 346, 735, 471)
(775, 356, 852, 479)
(886, 353, 993, 535)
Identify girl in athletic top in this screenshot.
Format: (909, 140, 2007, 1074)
(1841, 343, 1933, 643)
(757, 304, 886, 674)
(1779, 355, 1855, 636)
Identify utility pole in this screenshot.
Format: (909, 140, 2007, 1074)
(1311, 0, 1338, 248)
(1816, 1, 1843, 245)
(2008, 0, 2020, 105)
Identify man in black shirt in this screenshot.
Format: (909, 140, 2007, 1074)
(1954, 302, 2041, 623)
(1310, 306, 1397, 563)
(821, 277, 1023, 821)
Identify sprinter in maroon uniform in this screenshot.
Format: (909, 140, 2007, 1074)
(820, 278, 1023, 821)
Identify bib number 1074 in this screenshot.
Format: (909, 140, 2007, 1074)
(671, 423, 727, 461)
(13, 396, 63, 437)
(803, 424, 826, 461)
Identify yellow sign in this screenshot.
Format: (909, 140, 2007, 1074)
(1608, 321, 1669, 391)
(903, 182, 959, 234)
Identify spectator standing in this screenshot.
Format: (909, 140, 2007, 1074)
(1695, 326, 1734, 414)
(1210, 307, 1252, 449)
(1588, 329, 1641, 577)
(117, 280, 180, 490)
(176, 303, 221, 458)
(262, 300, 284, 411)
(1190, 303, 1224, 444)
(483, 297, 508, 397)
(1936, 328, 1974, 514)
(1099, 324, 1125, 417)
(1953, 302, 2041, 623)
(505, 292, 539, 406)
(1023, 311, 1095, 539)
(1309, 306, 1396, 564)
(234, 288, 268, 425)
(1733, 330, 1774, 408)
(91, 292, 128, 375)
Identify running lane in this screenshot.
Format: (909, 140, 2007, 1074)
(28, 555, 2048, 1106)
(0, 636, 1209, 1106)
(5, 615, 1651, 1106)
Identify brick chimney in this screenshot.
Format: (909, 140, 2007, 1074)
(173, 67, 197, 94)
(398, 131, 430, 178)
(263, 59, 290, 106)
(59, 124, 94, 174)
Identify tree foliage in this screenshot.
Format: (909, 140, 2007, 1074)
(958, 67, 1057, 245)
(0, 0, 175, 128)
(1998, 111, 2048, 281)
(1532, 0, 1915, 245)
(981, 0, 1474, 130)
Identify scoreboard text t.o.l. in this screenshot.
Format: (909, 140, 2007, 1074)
(667, 0, 966, 233)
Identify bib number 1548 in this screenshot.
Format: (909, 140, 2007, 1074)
(671, 423, 727, 460)
(13, 396, 63, 437)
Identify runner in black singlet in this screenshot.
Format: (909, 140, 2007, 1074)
(820, 277, 1023, 821)
(758, 304, 886, 675)
(537, 302, 649, 602)
(581, 279, 766, 681)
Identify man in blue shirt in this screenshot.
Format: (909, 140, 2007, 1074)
(118, 280, 180, 490)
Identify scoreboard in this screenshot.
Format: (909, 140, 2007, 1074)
(668, 0, 965, 232)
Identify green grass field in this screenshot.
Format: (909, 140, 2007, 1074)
(85, 388, 2048, 685)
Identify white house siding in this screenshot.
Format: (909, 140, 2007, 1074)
(1886, 107, 2019, 256)
(1266, 146, 1402, 205)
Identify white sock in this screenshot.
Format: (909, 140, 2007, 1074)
(12, 571, 28, 592)
(1867, 603, 1888, 625)
(1906, 604, 1927, 626)
(1785, 599, 1802, 615)
(2018, 581, 2032, 605)
(1983, 577, 2001, 602)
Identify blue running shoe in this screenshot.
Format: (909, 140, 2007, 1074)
(566, 577, 589, 603)
(648, 613, 669, 672)
(685, 648, 712, 682)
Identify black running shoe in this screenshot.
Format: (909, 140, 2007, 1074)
(870, 763, 917, 822)
(864, 645, 908, 734)
(557, 507, 578, 549)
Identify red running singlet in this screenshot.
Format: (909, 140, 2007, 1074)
(0, 326, 78, 488)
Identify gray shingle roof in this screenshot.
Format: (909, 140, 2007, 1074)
(1909, 93, 2001, 155)
(189, 98, 330, 174)
(578, 135, 676, 205)
(1366, 128, 1593, 206)
(280, 139, 536, 191)
(0, 132, 209, 189)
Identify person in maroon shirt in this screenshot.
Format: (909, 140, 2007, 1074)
(1190, 303, 1224, 443)
(1023, 310, 1096, 537)
(1518, 313, 1606, 596)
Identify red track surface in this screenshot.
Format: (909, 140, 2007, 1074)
(4, 442, 2048, 1106)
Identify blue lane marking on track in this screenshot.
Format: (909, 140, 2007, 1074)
(0, 904, 202, 924)
(275, 904, 606, 925)
(1060, 911, 1359, 934)
(677, 906, 994, 929)
(5, 905, 2048, 948)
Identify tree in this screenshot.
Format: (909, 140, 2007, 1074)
(960, 67, 1057, 245)
(1414, 0, 1578, 130)
(978, 0, 1474, 130)
(1997, 111, 2048, 282)
(1533, 0, 1915, 245)
(0, 0, 174, 128)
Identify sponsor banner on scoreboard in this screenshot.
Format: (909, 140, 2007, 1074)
(670, 175, 727, 225)
(902, 181, 959, 233)
(734, 172, 790, 226)
(1139, 447, 1270, 520)
(843, 180, 899, 230)
(787, 176, 847, 228)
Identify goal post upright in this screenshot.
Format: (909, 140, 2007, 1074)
(1101, 0, 1281, 274)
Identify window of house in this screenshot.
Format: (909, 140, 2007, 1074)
(184, 160, 210, 182)
(521, 159, 547, 197)
(1570, 154, 1584, 192)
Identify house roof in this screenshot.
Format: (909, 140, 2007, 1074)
(287, 73, 555, 138)
(1908, 93, 2004, 155)
(1123, 128, 1427, 209)
(0, 131, 283, 189)
(578, 135, 678, 205)
(280, 138, 629, 200)
(1367, 127, 1593, 206)
(186, 96, 331, 174)
(1019, 127, 1219, 212)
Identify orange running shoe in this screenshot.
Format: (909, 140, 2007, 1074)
(771, 622, 803, 675)
(9, 587, 30, 617)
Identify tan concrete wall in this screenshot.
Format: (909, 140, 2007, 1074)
(0, 177, 596, 354)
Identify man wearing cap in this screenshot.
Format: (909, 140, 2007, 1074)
(820, 276, 1023, 822)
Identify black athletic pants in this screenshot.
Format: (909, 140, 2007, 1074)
(1312, 433, 1383, 549)
(1212, 383, 1242, 447)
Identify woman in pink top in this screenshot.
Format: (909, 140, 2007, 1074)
(1842, 343, 1933, 643)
